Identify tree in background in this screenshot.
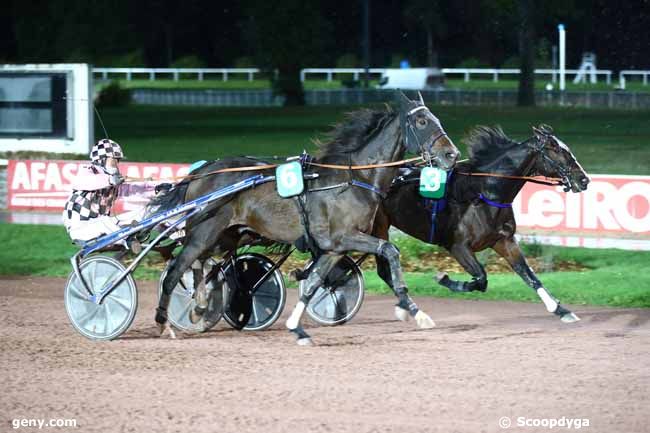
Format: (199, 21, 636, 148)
(403, 0, 447, 67)
(243, 0, 332, 106)
(517, 0, 536, 106)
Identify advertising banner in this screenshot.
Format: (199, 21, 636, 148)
(6, 160, 650, 237)
(7, 160, 190, 213)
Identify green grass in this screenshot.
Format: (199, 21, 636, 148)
(1, 223, 648, 308)
(99, 77, 650, 92)
(96, 104, 650, 175)
(365, 243, 650, 308)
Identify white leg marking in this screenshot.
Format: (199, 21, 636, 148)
(286, 301, 306, 330)
(561, 312, 581, 323)
(394, 306, 410, 322)
(537, 287, 559, 313)
(415, 310, 436, 329)
(157, 322, 177, 339)
(296, 337, 314, 346)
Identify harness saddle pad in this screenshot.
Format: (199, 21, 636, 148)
(276, 161, 304, 198)
(419, 166, 447, 199)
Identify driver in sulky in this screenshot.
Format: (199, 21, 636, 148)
(62, 139, 155, 253)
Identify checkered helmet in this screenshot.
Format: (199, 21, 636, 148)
(90, 139, 124, 165)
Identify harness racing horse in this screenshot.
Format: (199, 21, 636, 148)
(153, 91, 460, 344)
(373, 125, 590, 323)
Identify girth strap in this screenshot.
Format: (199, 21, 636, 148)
(477, 193, 513, 208)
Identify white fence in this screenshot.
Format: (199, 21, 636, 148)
(441, 68, 614, 84)
(93, 67, 632, 85)
(93, 67, 262, 82)
(619, 70, 650, 89)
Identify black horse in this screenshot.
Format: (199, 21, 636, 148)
(153, 92, 460, 344)
(373, 125, 590, 323)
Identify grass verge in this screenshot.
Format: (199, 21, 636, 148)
(2, 223, 648, 308)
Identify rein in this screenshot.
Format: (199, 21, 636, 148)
(307, 156, 423, 170)
(125, 156, 425, 183)
(456, 171, 562, 186)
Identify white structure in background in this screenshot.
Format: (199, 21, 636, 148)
(558, 24, 566, 91)
(573, 52, 598, 84)
(377, 68, 444, 90)
(0, 64, 93, 155)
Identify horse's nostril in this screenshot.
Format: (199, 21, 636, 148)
(581, 177, 590, 185)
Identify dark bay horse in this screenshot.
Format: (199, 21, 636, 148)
(153, 92, 460, 344)
(373, 125, 590, 323)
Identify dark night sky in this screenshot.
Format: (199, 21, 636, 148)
(1, 0, 648, 71)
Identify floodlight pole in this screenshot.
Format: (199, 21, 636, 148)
(558, 24, 566, 91)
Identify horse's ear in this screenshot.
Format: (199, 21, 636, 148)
(532, 125, 544, 139)
(417, 91, 425, 105)
(538, 123, 554, 135)
(395, 90, 411, 108)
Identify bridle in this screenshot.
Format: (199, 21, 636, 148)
(402, 105, 448, 166)
(456, 134, 573, 189)
(527, 134, 574, 191)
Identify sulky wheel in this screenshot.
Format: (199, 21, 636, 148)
(300, 255, 365, 326)
(223, 253, 286, 331)
(64, 255, 138, 341)
(158, 258, 223, 333)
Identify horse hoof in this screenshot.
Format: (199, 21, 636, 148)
(297, 337, 314, 346)
(189, 308, 203, 324)
(157, 323, 177, 339)
(395, 306, 410, 322)
(415, 310, 436, 329)
(560, 312, 581, 323)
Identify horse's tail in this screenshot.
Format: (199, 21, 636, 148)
(148, 180, 190, 213)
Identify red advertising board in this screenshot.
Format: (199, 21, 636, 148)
(513, 174, 650, 235)
(7, 160, 190, 214)
(5, 160, 650, 236)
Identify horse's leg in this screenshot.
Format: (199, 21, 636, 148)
(337, 232, 435, 329)
(188, 259, 208, 324)
(285, 253, 342, 346)
(493, 237, 580, 323)
(375, 254, 410, 322)
(156, 216, 230, 337)
(436, 244, 488, 292)
(371, 214, 411, 322)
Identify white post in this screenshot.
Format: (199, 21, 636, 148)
(558, 24, 566, 91)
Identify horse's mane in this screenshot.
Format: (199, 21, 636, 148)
(316, 106, 397, 161)
(465, 125, 518, 167)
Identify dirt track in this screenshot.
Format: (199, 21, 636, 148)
(1, 276, 648, 433)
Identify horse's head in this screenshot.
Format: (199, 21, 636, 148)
(530, 125, 590, 193)
(396, 91, 459, 170)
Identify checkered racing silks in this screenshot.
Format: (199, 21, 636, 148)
(90, 139, 124, 165)
(63, 184, 119, 225)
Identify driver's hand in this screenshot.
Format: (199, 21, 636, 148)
(110, 174, 125, 186)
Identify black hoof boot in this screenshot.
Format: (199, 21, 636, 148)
(554, 304, 581, 323)
(289, 326, 313, 346)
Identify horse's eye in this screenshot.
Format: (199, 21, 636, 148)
(416, 118, 427, 129)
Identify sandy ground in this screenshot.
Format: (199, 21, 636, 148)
(0, 276, 648, 433)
